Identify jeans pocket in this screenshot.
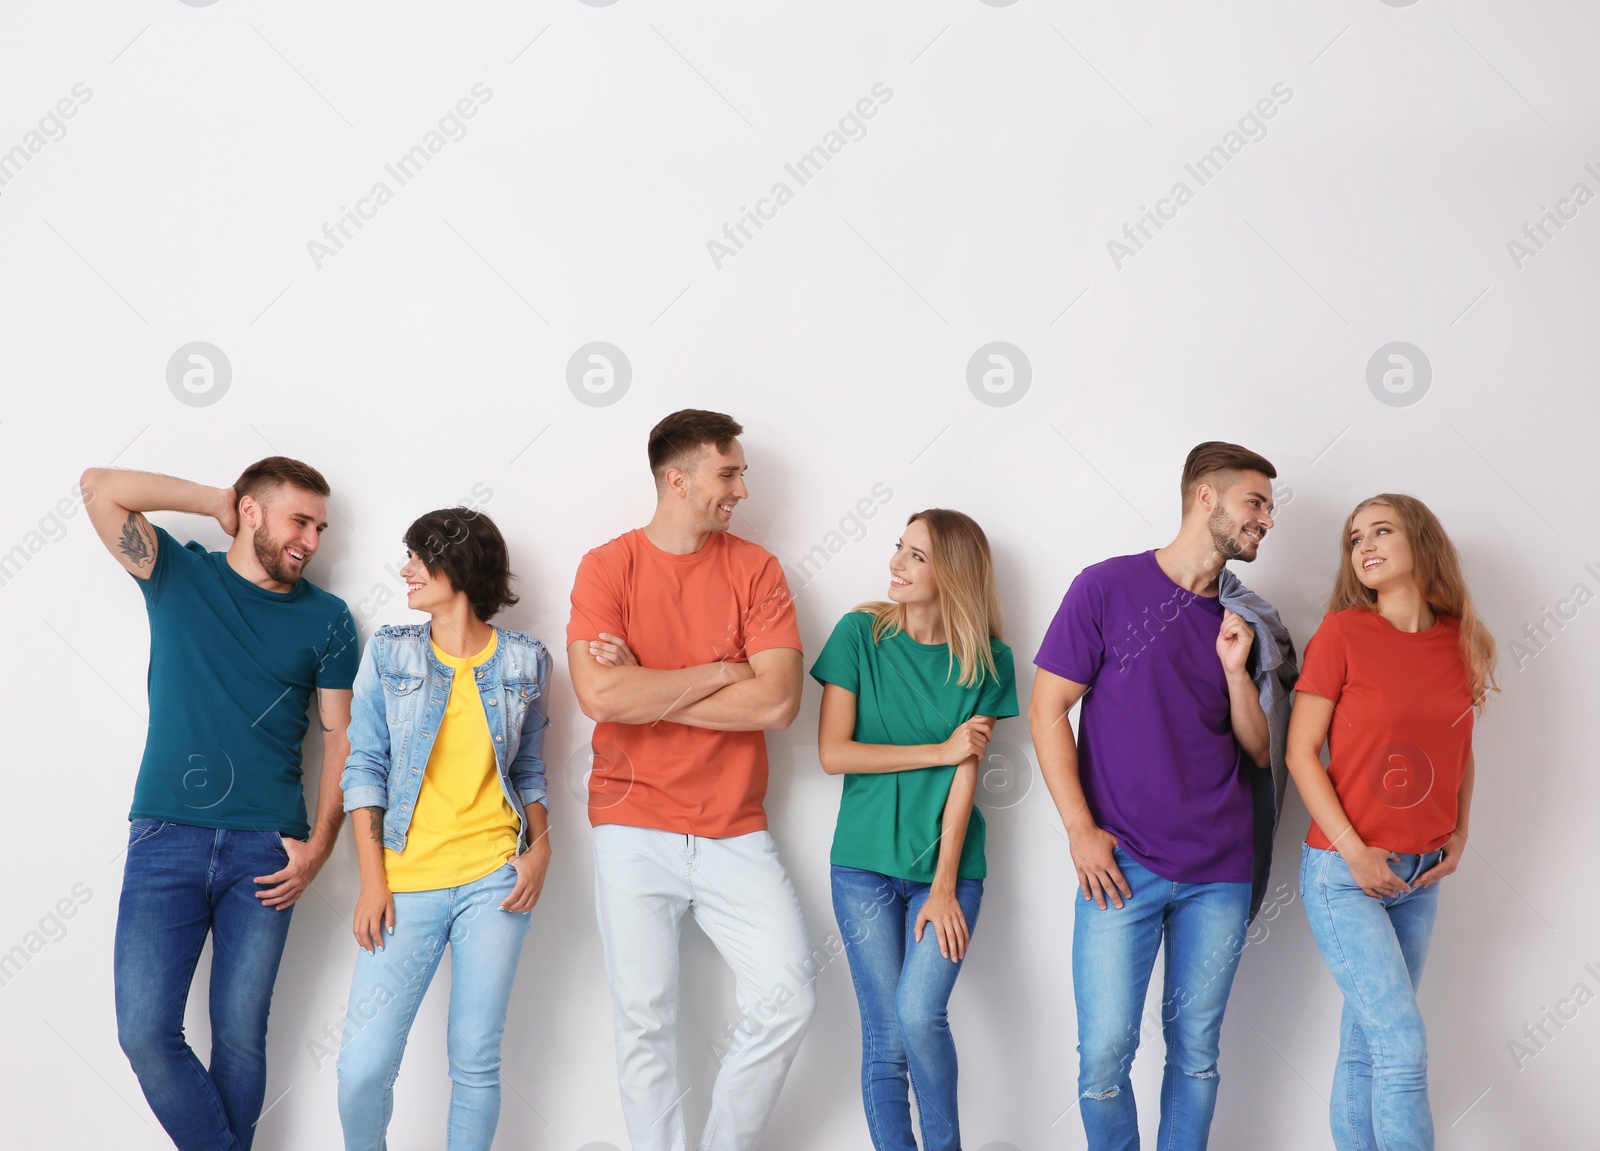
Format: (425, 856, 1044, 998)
(128, 819, 168, 850)
(1325, 853, 1365, 893)
(1302, 845, 1345, 894)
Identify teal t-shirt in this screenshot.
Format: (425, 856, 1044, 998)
(810, 610, 1019, 882)
(129, 526, 360, 838)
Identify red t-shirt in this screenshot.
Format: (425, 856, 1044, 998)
(566, 529, 802, 838)
(1296, 608, 1474, 853)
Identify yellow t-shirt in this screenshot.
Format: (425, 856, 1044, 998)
(385, 632, 520, 892)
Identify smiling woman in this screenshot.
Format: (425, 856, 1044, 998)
(1288, 492, 1498, 1151)
(813, 508, 1018, 1151)
(337, 505, 551, 1151)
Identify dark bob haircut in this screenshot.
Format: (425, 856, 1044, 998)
(403, 508, 518, 622)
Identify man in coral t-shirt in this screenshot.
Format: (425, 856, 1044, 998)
(567, 409, 813, 1151)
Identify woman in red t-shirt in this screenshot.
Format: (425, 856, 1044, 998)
(1288, 493, 1497, 1151)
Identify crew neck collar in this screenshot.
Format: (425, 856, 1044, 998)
(635, 526, 725, 562)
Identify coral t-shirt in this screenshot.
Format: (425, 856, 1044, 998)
(566, 528, 802, 838)
(1295, 608, 1474, 853)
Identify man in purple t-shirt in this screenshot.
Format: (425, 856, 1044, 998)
(1030, 442, 1279, 1151)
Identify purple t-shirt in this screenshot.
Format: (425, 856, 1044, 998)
(1034, 550, 1253, 884)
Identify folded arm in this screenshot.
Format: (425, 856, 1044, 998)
(568, 635, 749, 726)
(668, 647, 803, 731)
(818, 683, 992, 775)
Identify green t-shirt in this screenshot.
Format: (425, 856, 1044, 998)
(810, 610, 1019, 882)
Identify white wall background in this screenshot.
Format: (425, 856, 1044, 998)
(3, 2, 1597, 1148)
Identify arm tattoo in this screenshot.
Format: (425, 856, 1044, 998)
(117, 512, 153, 568)
(358, 807, 384, 845)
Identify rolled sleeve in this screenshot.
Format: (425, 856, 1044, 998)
(509, 645, 553, 811)
(339, 640, 393, 812)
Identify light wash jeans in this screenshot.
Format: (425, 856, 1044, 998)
(336, 862, 532, 1151)
(1073, 845, 1253, 1151)
(1300, 843, 1443, 1151)
(592, 824, 817, 1151)
(831, 866, 984, 1151)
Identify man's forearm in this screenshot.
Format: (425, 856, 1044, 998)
(669, 676, 795, 731)
(81, 467, 229, 518)
(1226, 671, 1271, 767)
(308, 734, 351, 859)
(586, 661, 736, 725)
(1030, 707, 1096, 834)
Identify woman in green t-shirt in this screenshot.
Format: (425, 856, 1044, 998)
(812, 508, 1018, 1151)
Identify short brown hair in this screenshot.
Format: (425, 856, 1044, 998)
(647, 409, 743, 486)
(234, 456, 331, 511)
(1179, 442, 1276, 511)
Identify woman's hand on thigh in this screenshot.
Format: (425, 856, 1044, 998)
(501, 840, 552, 912)
(353, 880, 395, 952)
(914, 886, 969, 962)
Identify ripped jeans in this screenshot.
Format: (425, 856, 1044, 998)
(1072, 845, 1252, 1151)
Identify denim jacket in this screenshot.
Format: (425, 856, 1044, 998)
(340, 622, 552, 855)
(1217, 568, 1299, 922)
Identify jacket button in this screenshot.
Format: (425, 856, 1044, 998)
(488, 698, 498, 706)
(494, 735, 503, 742)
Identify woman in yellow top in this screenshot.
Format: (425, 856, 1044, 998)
(336, 508, 552, 1151)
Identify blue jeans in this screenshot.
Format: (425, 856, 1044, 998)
(114, 819, 296, 1151)
(1073, 846, 1252, 1151)
(1300, 844, 1443, 1151)
(336, 862, 532, 1151)
(831, 866, 984, 1151)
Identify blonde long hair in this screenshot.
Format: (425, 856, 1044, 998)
(1329, 493, 1499, 711)
(854, 509, 1002, 688)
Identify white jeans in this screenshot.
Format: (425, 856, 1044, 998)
(593, 824, 817, 1151)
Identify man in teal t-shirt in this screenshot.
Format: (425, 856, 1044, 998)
(83, 457, 358, 1151)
